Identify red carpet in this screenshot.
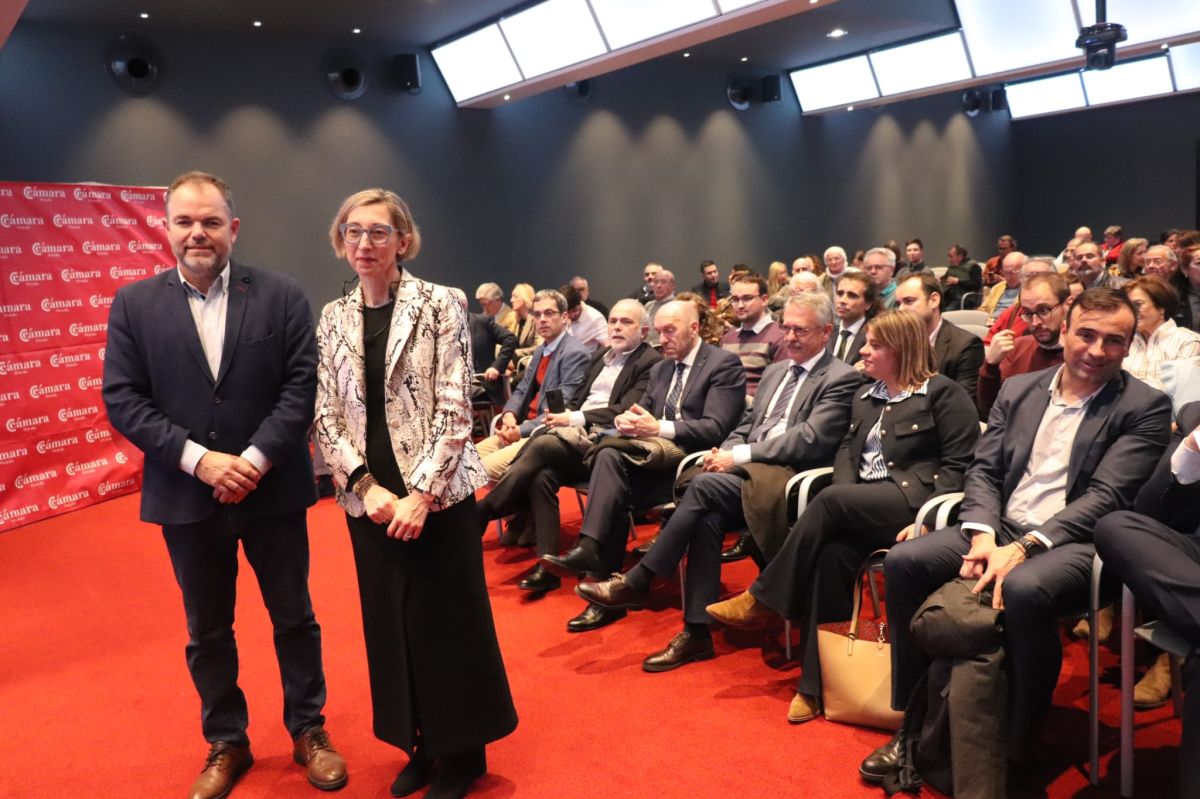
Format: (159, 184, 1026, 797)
(0, 491, 1184, 798)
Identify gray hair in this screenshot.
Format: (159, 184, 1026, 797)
(533, 289, 568, 313)
(824, 245, 847, 262)
(1146, 244, 1178, 265)
(784, 291, 834, 327)
(865, 246, 896, 267)
(570, 276, 589, 289)
(610, 298, 647, 326)
(475, 282, 503, 301)
(1021, 257, 1057, 279)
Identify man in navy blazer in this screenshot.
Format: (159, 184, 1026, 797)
(543, 300, 746, 631)
(102, 172, 345, 798)
(475, 288, 590, 480)
(862, 289, 1172, 783)
(577, 294, 859, 669)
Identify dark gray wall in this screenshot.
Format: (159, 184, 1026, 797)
(0, 21, 1016, 311)
(1013, 91, 1200, 255)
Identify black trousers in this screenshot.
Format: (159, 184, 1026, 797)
(478, 433, 587, 556)
(886, 523, 1094, 754)
(749, 481, 914, 697)
(162, 508, 325, 745)
(579, 447, 675, 574)
(1095, 510, 1200, 799)
(641, 470, 745, 624)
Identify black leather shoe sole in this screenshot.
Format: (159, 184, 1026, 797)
(541, 551, 603, 578)
(518, 571, 561, 593)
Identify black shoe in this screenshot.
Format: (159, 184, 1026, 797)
(720, 532, 753, 563)
(859, 734, 902, 784)
(316, 474, 335, 498)
(566, 602, 627, 633)
(642, 629, 715, 672)
(426, 748, 485, 799)
(518, 564, 561, 593)
(575, 572, 650, 610)
(631, 535, 658, 557)
(390, 752, 431, 797)
(542, 544, 603, 578)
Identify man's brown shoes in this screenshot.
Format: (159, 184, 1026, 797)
(705, 590, 774, 628)
(189, 742, 252, 799)
(293, 726, 349, 791)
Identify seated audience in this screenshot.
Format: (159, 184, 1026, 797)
(894, 272, 985, 399)
(1143, 244, 1193, 330)
(826, 272, 876, 368)
(792, 255, 821, 276)
(570, 275, 609, 319)
(575, 293, 859, 670)
(719, 273, 786, 399)
(1076, 240, 1127, 290)
(981, 256, 1056, 345)
(1114, 236, 1148, 280)
(766, 260, 789, 298)
(676, 291, 730, 345)
(692, 260, 729, 309)
(630, 262, 662, 303)
(510, 282, 539, 363)
(1124, 276, 1200, 392)
(1102, 224, 1125, 264)
(894, 238, 927, 281)
(977, 272, 1069, 418)
(475, 289, 590, 480)
(821, 246, 854, 296)
(1180, 244, 1200, 330)
(644, 269, 677, 346)
(541, 300, 746, 632)
(563, 284, 609, 351)
(705, 309, 980, 722)
(861, 288, 1171, 784)
(980, 250, 1028, 324)
(477, 300, 661, 586)
(462, 290, 518, 406)
(940, 244, 983, 311)
(476, 282, 517, 333)
(713, 264, 754, 329)
(1093, 402, 1200, 799)
(1056, 236, 1083, 272)
(984, 234, 1017, 286)
(863, 247, 899, 309)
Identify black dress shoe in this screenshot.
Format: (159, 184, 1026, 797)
(859, 734, 902, 784)
(425, 747, 486, 799)
(518, 564, 561, 593)
(390, 753, 431, 797)
(566, 602, 626, 633)
(542, 544, 603, 578)
(720, 532, 752, 563)
(642, 630, 715, 672)
(576, 573, 649, 609)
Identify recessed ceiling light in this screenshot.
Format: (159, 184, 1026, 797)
(1161, 43, 1169, 49)
(139, 12, 149, 19)
(682, 52, 691, 58)
(352, 28, 361, 34)
(252, 20, 262, 28)
(827, 28, 848, 38)
(810, 0, 819, 4)
(740, 56, 748, 62)
(846, 104, 854, 111)
(503, 94, 511, 101)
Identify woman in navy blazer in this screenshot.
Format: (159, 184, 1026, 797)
(314, 189, 516, 799)
(707, 309, 980, 723)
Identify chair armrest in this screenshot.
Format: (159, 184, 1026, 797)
(676, 450, 707, 480)
(786, 467, 834, 524)
(913, 491, 964, 534)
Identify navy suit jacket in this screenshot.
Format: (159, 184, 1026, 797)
(933, 319, 984, 400)
(639, 341, 746, 452)
(503, 331, 591, 436)
(825, 320, 869, 367)
(102, 262, 318, 525)
(724, 352, 859, 467)
(961, 367, 1172, 546)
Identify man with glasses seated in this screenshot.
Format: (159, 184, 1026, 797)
(976, 272, 1069, 418)
(719, 273, 787, 403)
(862, 247, 899, 310)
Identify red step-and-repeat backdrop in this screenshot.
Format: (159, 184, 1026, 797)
(0, 181, 173, 532)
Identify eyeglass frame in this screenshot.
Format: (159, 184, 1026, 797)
(1016, 302, 1062, 323)
(339, 222, 397, 246)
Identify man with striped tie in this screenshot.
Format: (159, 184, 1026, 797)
(570, 294, 859, 670)
(827, 271, 876, 369)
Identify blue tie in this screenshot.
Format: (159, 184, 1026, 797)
(664, 362, 687, 421)
(752, 365, 804, 442)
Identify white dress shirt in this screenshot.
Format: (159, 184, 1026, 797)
(569, 348, 632, 426)
(730, 349, 825, 464)
(569, 303, 609, 351)
(657, 338, 701, 440)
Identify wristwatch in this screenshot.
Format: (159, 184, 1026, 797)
(1013, 533, 1046, 557)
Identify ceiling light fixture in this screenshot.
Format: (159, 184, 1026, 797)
(503, 93, 511, 100)
(683, 52, 691, 58)
(846, 104, 854, 110)
(827, 28, 847, 39)
(740, 56, 748, 62)
(252, 20, 262, 28)
(352, 28, 361, 35)
(139, 12, 149, 19)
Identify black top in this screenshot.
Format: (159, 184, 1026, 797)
(363, 303, 407, 499)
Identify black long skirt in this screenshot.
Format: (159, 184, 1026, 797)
(346, 495, 518, 757)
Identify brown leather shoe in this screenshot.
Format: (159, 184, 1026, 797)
(575, 572, 650, 609)
(787, 692, 821, 724)
(189, 741, 252, 799)
(642, 630, 715, 672)
(293, 726, 348, 791)
(705, 590, 774, 628)
(1134, 652, 1173, 710)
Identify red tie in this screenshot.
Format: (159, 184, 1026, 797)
(526, 350, 553, 419)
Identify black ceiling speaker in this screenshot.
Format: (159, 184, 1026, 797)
(563, 79, 592, 105)
(394, 53, 421, 93)
(105, 34, 163, 96)
(990, 88, 1008, 112)
(727, 77, 754, 111)
(961, 89, 983, 117)
(321, 49, 369, 101)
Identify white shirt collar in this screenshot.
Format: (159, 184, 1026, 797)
(840, 315, 866, 335)
(928, 318, 943, 347)
(741, 314, 773, 335)
(178, 263, 230, 298)
(676, 337, 702, 369)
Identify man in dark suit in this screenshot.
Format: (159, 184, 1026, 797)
(825, 271, 875, 368)
(860, 288, 1173, 783)
(691, 259, 730, 309)
(478, 299, 661, 589)
(101, 172, 346, 798)
(895, 271, 984, 399)
(576, 293, 859, 669)
(543, 300, 746, 631)
(475, 288, 591, 480)
(1094, 401, 1200, 799)
(467, 309, 517, 406)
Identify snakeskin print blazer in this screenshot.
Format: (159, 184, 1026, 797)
(314, 271, 487, 516)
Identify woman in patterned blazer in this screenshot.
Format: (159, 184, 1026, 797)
(314, 189, 516, 799)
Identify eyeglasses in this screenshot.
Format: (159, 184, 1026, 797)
(530, 309, 562, 320)
(779, 324, 819, 337)
(728, 294, 762, 305)
(1017, 303, 1061, 323)
(340, 223, 396, 246)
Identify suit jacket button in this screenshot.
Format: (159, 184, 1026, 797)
(901, 480, 909, 488)
(887, 461, 895, 468)
(208, 431, 217, 440)
(884, 406, 892, 413)
(213, 397, 222, 405)
(911, 423, 919, 430)
(880, 430, 886, 437)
